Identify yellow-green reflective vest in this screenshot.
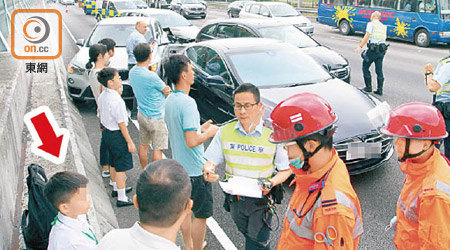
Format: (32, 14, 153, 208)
(220, 121, 276, 179)
(372, 21, 387, 41)
(437, 57, 450, 97)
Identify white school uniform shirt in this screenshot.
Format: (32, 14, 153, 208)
(48, 212, 97, 250)
(96, 222, 180, 250)
(98, 87, 128, 131)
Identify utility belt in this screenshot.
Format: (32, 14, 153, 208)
(368, 42, 388, 54)
(222, 184, 285, 212)
(433, 101, 450, 119)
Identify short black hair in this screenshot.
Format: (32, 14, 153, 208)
(86, 44, 107, 69)
(233, 83, 260, 103)
(164, 55, 190, 85)
(133, 43, 151, 63)
(98, 38, 116, 53)
(296, 132, 334, 151)
(97, 67, 117, 87)
(136, 159, 191, 227)
(44, 171, 89, 210)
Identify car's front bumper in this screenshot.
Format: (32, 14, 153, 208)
(298, 25, 314, 35)
(184, 9, 206, 17)
(66, 70, 134, 101)
(335, 132, 394, 175)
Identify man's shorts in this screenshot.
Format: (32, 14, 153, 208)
(190, 175, 213, 219)
(102, 129, 133, 172)
(137, 112, 168, 150)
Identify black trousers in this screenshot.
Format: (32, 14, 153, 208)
(229, 196, 272, 250)
(362, 50, 385, 80)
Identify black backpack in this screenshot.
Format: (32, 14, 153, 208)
(21, 164, 58, 250)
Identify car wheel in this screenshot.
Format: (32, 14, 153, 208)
(228, 10, 233, 18)
(339, 20, 352, 35)
(414, 29, 430, 47)
(201, 14, 206, 19)
(83, 6, 87, 14)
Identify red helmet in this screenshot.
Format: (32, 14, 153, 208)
(381, 102, 448, 140)
(269, 93, 338, 143)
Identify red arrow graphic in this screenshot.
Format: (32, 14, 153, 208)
(30, 112, 64, 158)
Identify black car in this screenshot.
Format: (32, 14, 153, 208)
(227, 0, 254, 18)
(170, 38, 393, 174)
(196, 19, 351, 83)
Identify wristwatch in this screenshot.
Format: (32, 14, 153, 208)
(425, 70, 434, 76)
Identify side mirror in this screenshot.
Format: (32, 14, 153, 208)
(261, 12, 270, 17)
(76, 39, 85, 46)
(206, 75, 232, 89)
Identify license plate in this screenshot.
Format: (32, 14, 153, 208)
(346, 142, 382, 161)
(441, 32, 450, 37)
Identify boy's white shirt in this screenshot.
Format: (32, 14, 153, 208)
(48, 212, 97, 250)
(98, 87, 128, 131)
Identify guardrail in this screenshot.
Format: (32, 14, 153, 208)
(205, 1, 318, 13)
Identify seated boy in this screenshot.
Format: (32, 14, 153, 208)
(44, 171, 97, 250)
(97, 67, 136, 207)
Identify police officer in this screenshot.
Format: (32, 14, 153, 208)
(381, 102, 450, 249)
(424, 57, 450, 159)
(203, 83, 291, 250)
(356, 11, 388, 96)
(270, 93, 363, 250)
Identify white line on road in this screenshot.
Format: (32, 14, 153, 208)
(62, 17, 77, 44)
(130, 118, 237, 250)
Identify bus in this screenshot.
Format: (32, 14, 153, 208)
(317, 0, 450, 46)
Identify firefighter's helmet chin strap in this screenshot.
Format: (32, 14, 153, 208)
(298, 137, 332, 171)
(398, 138, 433, 162)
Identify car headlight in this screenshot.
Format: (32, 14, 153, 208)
(67, 64, 86, 75)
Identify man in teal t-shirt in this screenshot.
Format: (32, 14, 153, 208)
(129, 43, 171, 168)
(164, 54, 218, 250)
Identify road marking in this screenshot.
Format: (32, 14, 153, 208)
(129, 117, 238, 250)
(62, 16, 77, 44)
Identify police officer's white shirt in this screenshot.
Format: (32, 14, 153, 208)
(96, 222, 180, 250)
(205, 119, 290, 174)
(98, 87, 128, 131)
(434, 60, 450, 102)
(366, 19, 386, 44)
(48, 212, 97, 250)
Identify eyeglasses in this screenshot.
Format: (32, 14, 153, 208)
(233, 103, 258, 110)
(112, 76, 122, 81)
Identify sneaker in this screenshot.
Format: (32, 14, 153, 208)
(102, 171, 110, 178)
(116, 199, 134, 207)
(111, 187, 133, 197)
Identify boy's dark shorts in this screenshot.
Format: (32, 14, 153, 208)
(102, 129, 133, 172)
(190, 175, 213, 219)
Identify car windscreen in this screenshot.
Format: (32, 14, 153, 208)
(440, 0, 450, 14)
(258, 25, 318, 48)
(228, 48, 331, 87)
(183, 0, 200, 3)
(152, 13, 191, 27)
(87, 24, 154, 47)
(268, 4, 299, 17)
(114, 1, 137, 9)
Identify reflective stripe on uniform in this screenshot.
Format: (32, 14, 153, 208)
(285, 191, 363, 240)
(285, 197, 322, 240)
(436, 180, 450, 196)
(437, 58, 450, 96)
(335, 191, 364, 238)
(372, 21, 387, 41)
(221, 121, 276, 179)
(397, 181, 450, 223)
